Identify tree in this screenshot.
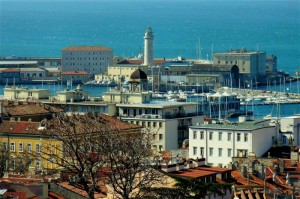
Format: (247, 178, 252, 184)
(101, 128, 163, 199)
(0, 142, 9, 177)
(41, 113, 162, 199)
(42, 113, 109, 199)
(142, 176, 233, 199)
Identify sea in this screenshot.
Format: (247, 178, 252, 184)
(0, 0, 300, 118)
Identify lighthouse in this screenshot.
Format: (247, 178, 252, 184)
(143, 26, 154, 66)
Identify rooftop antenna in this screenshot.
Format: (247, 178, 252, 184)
(256, 44, 259, 52)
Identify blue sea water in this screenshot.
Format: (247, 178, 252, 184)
(0, 0, 299, 75)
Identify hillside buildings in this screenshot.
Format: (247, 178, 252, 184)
(61, 46, 113, 75)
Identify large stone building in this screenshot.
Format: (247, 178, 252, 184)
(61, 46, 113, 75)
(213, 49, 266, 86)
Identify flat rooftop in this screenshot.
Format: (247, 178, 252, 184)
(117, 101, 198, 108)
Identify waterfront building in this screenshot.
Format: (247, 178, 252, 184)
(19, 67, 47, 80)
(266, 55, 277, 74)
(3, 86, 51, 100)
(143, 26, 154, 66)
(61, 46, 113, 75)
(0, 60, 38, 68)
(0, 68, 21, 84)
(213, 49, 266, 85)
(61, 71, 90, 84)
(189, 117, 276, 167)
(102, 68, 204, 151)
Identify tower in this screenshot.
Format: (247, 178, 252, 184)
(143, 26, 154, 66)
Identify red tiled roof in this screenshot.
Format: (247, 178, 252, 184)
(198, 166, 231, 173)
(5, 192, 26, 199)
(58, 181, 107, 198)
(62, 46, 112, 52)
(2, 103, 64, 116)
(169, 168, 216, 178)
(61, 71, 90, 75)
(48, 191, 65, 199)
(0, 121, 41, 134)
(0, 68, 20, 73)
(99, 114, 141, 130)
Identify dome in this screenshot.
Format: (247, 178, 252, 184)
(130, 69, 148, 80)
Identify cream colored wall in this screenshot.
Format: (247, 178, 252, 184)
(4, 89, 50, 100)
(107, 65, 149, 83)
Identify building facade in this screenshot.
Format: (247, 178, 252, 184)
(213, 49, 266, 85)
(61, 46, 113, 75)
(189, 117, 276, 167)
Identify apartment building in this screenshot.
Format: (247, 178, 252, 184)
(61, 46, 113, 74)
(189, 117, 276, 167)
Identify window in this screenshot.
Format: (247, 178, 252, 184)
(27, 143, 32, 152)
(159, 134, 163, 140)
(159, 145, 163, 151)
(2, 142, 7, 150)
(209, 148, 214, 156)
(159, 122, 162, 128)
(19, 142, 23, 152)
(218, 148, 223, 157)
(200, 131, 204, 139)
(10, 142, 15, 152)
(193, 131, 197, 139)
(36, 160, 42, 171)
(153, 122, 157, 128)
(228, 148, 232, 157)
(10, 159, 15, 170)
(209, 132, 213, 140)
(36, 144, 41, 153)
(237, 133, 241, 141)
(200, 147, 204, 157)
(244, 133, 248, 142)
(227, 132, 232, 141)
(218, 132, 222, 141)
(193, 147, 197, 155)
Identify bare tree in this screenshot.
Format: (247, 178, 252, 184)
(0, 142, 9, 177)
(41, 113, 163, 199)
(101, 128, 163, 199)
(42, 113, 109, 199)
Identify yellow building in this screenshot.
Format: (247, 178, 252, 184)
(0, 120, 62, 174)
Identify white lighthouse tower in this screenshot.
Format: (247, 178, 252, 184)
(143, 26, 154, 66)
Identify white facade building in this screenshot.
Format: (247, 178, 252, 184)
(280, 115, 300, 146)
(143, 26, 154, 66)
(118, 101, 204, 151)
(189, 117, 276, 167)
(61, 46, 113, 74)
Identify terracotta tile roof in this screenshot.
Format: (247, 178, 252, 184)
(198, 166, 232, 173)
(5, 192, 26, 199)
(0, 177, 43, 184)
(61, 71, 90, 75)
(48, 191, 65, 199)
(169, 167, 216, 178)
(62, 46, 112, 52)
(58, 181, 107, 198)
(99, 114, 141, 130)
(0, 68, 20, 72)
(2, 103, 64, 117)
(0, 121, 41, 134)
